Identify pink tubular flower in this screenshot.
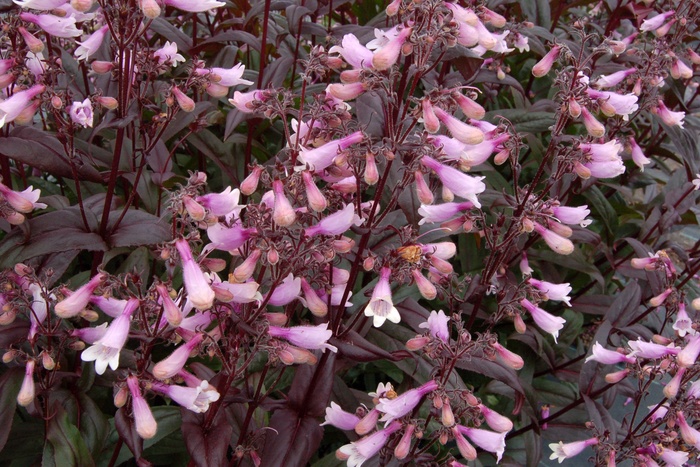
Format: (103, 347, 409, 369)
(75, 25, 109, 61)
(16, 360, 35, 407)
(327, 82, 366, 101)
(321, 402, 360, 430)
(175, 239, 215, 310)
(155, 283, 182, 326)
(628, 137, 650, 171)
(585, 342, 635, 365)
(587, 88, 638, 120)
(354, 407, 380, 435)
(267, 273, 301, 306)
(127, 376, 157, 439)
(297, 131, 364, 172)
(69, 99, 94, 128)
(640, 11, 675, 32)
(206, 223, 256, 252)
(228, 90, 266, 113)
(658, 447, 689, 466)
(302, 171, 327, 212)
(151, 381, 219, 413)
(663, 367, 685, 399)
(364, 267, 401, 327)
(532, 45, 561, 78)
(655, 100, 685, 128)
(81, 298, 139, 374)
(417, 201, 473, 225)
(593, 68, 636, 88)
(162, 0, 225, 11)
(432, 107, 484, 145)
(268, 323, 337, 353)
(0, 183, 46, 213)
(300, 278, 327, 317)
(304, 203, 363, 237)
(533, 222, 574, 255)
(457, 425, 507, 463)
(627, 338, 679, 359)
(479, 405, 513, 433)
(421, 99, 440, 133)
(153, 41, 185, 67)
(196, 186, 242, 217)
(520, 298, 567, 343)
(528, 278, 572, 306)
(673, 303, 695, 337)
(54, 272, 106, 318)
(329, 34, 374, 69)
(337, 421, 402, 466)
(197, 63, 252, 87)
(493, 342, 524, 370)
(153, 333, 203, 380)
(580, 107, 605, 138)
(14, 0, 68, 9)
(72, 323, 108, 343)
(418, 310, 449, 342)
(677, 334, 700, 368)
(549, 437, 599, 463)
(371, 27, 412, 71)
(394, 424, 415, 459)
(552, 204, 591, 227)
(420, 156, 485, 208)
(19, 12, 81, 38)
(0, 84, 45, 128)
(452, 426, 477, 460)
(580, 140, 625, 179)
(454, 93, 486, 120)
(676, 411, 700, 447)
(376, 380, 438, 423)
(412, 270, 437, 300)
(520, 252, 533, 276)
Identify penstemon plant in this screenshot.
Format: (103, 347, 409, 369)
(0, 0, 699, 465)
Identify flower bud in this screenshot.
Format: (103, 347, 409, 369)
(581, 107, 605, 138)
(240, 166, 263, 196)
(17, 360, 36, 407)
(233, 249, 262, 282)
(412, 270, 437, 300)
(266, 247, 279, 265)
(421, 99, 440, 133)
(96, 96, 118, 110)
(406, 336, 430, 351)
(568, 97, 581, 118)
(91, 61, 114, 74)
(302, 171, 327, 212)
(532, 46, 561, 78)
(172, 87, 195, 112)
(364, 153, 379, 185)
(513, 313, 527, 334)
(19, 27, 44, 54)
(272, 180, 296, 227)
(51, 95, 63, 109)
(139, 0, 161, 18)
(2, 350, 16, 363)
(114, 385, 128, 408)
(605, 368, 630, 383)
(71, 0, 94, 12)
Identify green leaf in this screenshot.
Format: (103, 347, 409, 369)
(43, 404, 95, 467)
(583, 185, 618, 236)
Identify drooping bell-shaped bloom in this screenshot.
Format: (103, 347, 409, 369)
(649, 288, 673, 307)
(19, 27, 43, 54)
(658, 447, 689, 466)
(153, 333, 204, 380)
(228, 90, 266, 113)
(585, 342, 635, 365)
(528, 278, 572, 306)
(329, 33, 374, 69)
(321, 402, 360, 430)
(16, 359, 35, 407)
(196, 187, 242, 218)
(206, 223, 256, 253)
(72, 322, 108, 343)
(452, 426, 477, 460)
(549, 437, 599, 464)
(162, 0, 225, 11)
(268, 323, 337, 353)
(676, 411, 700, 447)
(580, 140, 625, 179)
(297, 131, 364, 171)
(305, 203, 363, 237)
(267, 274, 301, 306)
(628, 137, 651, 171)
(337, 421, 402, 466)
(69, 98, 93, 128)
(454, 93, 485, 120)
(432, 107, 484, 145)
(371, 27, 412, 71)
(593, 68, 636, 88)
(520, 298, 567, 343)
(533, 222, 574, 255)
(81, 298, 139, 374)
(172, 87, 195, 112)
(0, 84, 45, 128)
(152, 381, 219, 413)
(493, 342, 524, 370)
(417, 201, 473, 225)
(75, 25, 109, 61)
(580, 107, 605, 137)
(364, 267, 401, 327)
(376, 380, 438, 423)
(196, 63, 252, 87)
(127, 376, 157, 439)
(673, 303, 695, 337)
(627, 338, 680, 359)
(587, 88, 638, 120)
(327, 82, 366, 101)
(655, 100, 685, 128)
(532, 45, 561, 77)
(0, 183, 46, 213)
(663, 367, 685, 399)
(420, 156, 485, 208)
(552, 204, 591, 227)
(640, 11, 675, 32)
(19, 12, 82, 38)
(55, 272, 106, 318)
(479, 405, 513, 433)
(418, 310, 449, 342)
(457, 425, 507, 463)
(175, 239, 215, 310)
(412, 270, 437, 300)
(678, 334, 700, 368)
(153, 41, 185, 67)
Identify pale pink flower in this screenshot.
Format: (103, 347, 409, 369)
(267, 273, 301, 306)
(628, 137, 650, 171)
(580, 107, 605, 137)
(452, 426, 477, 460)
(69, 98, 93, 128)
(81, 298, 139, 374)
(0, 84, 45, 128)
(337, 421, 402, 467)
(0, 183, 46, 213)
(302, 171, 327, 212)
(655, 100, 685, 128)
(196, 63, 253, 87)
(175, 239, 216, 310)
(394, 424, 415, 459)
(16, 360, 35, 407)
(354, 407, 380, 435)
(153, 333, 203, 380)
(418, 310, 449, 342)
(552, 205, 591, 228)
(457, 425, 507, 463)
(587, 88, 638, 120)
(153, 41, 185, 67)
(364, 267, 400, 327)
(139, 0, 161, 18)
(196, 186, 242, 218)
(549, 437, 599, 464)
(371, 27, 412, 71)
(663, 367, 685, 399)
(127, 376, 157, 439)
(297, 131, 364, 171)
(206, 223, 256, 252)
(329, 34, 374, 69)
(327, 82, 366, 101)
(649, 288, 672, 307)
(14, 0, 68, 9)
(676, 411, 700, 447)
(420, 242, 456, 260)
(162, 0, 225, 11)
(514, 33, 529, 52)
(54, 272, 106, 318)
(412, 270, 437, 300)
(532, 45, 561, 77)
(420, 156, 486, 208)
(72, 322, 108, 343)
(19, 12, 81, 38)
(581, 140, 625, 179)
(678, 334, 700, 368)
(417, 201, 473, 225)
(152, 381, 219, 413)
(520, 298, 567, 342)
(520, 252, 533, 276)
(305, 203, 363, 237)
(640, 11, 675, 32)
(75, 25, 109, 61)
(585, 342, 635, 364)
(376, 380, 438, 423)
(593, 68, 636, 88)
(658, 447, 689, 466)
(321, 402, 360, 430)
(228, 90, 266, 113)
(28, 283, 49, 340)
(479, 405, 513, 432)
(627, 338, 679, 359)
(673, 303, 695, 337)
(172, 87, 195, 112)
(493, 342, 524, 370)
(268, 323, 337, 353)
(213, 279, 261, 305)
(432, 107, 484, 145)
(528, 278, 572, 306)
(533, 222, 574, 255)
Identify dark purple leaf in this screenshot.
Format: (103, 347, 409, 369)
(0, 368, 23, 452)
(181, 409, 232, 467)
(107, 210, 171, 248)
(355, 91, 385, 138)
(260, 410, 323, 466)
(332, 329, 403, 362)
(0, 321, 31, 348)
(115, 406, 143, 461)
(287, 352, 336, 416)
(150, 17, 192, 51)
(455, 356, 526, 397)
(604, 281, 642, 328)
(582, 394, 619, 441)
